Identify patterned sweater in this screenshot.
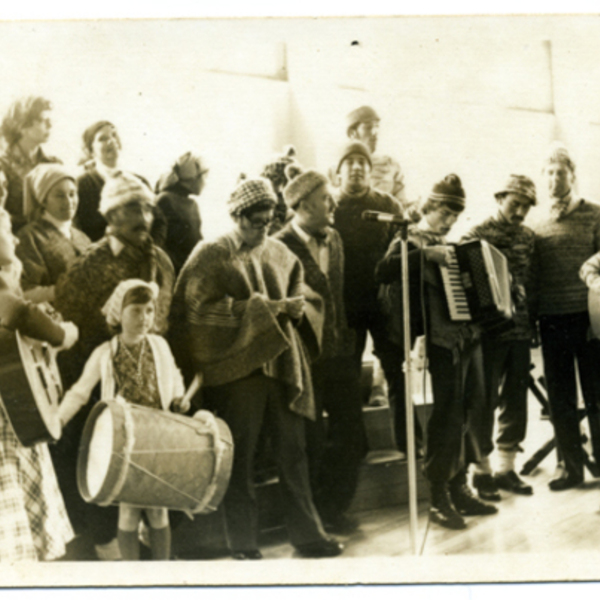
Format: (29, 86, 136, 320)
(54, 236, 174, 386)
(334, 186, 402, 315)
(530, 199, 600, 316)
(462, 213, 536, 340)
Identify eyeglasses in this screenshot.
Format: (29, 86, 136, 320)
(246, 216, 273, 230)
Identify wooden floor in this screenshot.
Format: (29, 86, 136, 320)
(219, 355, 600, 562)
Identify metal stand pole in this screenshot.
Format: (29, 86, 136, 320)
(399, 220, 419, 555)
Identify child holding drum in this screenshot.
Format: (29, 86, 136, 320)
(58, 278, 189, 560)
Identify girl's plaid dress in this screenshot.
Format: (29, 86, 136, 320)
(0, 404, 74, 562)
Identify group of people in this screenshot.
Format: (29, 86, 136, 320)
(1, 93, 600, 563)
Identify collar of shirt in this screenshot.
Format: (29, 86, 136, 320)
(43, 212, 72, 240)
(551, 189, 581, 217)
(108, 234, 125, 256)
(227, 229, 265, 255)
(291, 218, 329, 246)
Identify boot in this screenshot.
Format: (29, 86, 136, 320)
(450, 471, 498, 516)
(429, 481, 467, 530)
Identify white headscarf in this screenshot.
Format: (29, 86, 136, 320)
(101, 279, 159, 327)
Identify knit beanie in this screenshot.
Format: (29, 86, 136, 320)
(101, 278, 159, 327)
(427, 174, 466, 211)
(494, 174, 537, 206)
(544, 141, 576, 174)
(99, 172, 156, 216)
(227, 178, 277, 216)
(261, 145, 298, 192)
(346, 105, 380, 135)
(336, 141, 373, 174)
(23, 163, 76, 221)
(283, 164, 330, 209)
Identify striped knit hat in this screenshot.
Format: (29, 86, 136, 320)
(227, 178, 277, 216)
(99, 172, 155, 216)
(427, 174, 466, 211)
(495, 174, 537, 206)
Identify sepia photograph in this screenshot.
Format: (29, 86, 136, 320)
(1, 3, 600, 592)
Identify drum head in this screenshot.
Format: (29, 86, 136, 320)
(86, 408, 114, 499)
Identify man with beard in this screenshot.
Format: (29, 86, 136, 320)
(462, 175, 537, 501)
(53, 172, 175, 559)
(275, 165, 361, 534)
(530, 142, 600, 491)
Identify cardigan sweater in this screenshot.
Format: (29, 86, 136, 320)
(58, 334, 185, 425)
(169, 233, 315, 420)
(462, 213, 536, 341)
(530, 199, 600, 316)
(333, 186, 402, 315)
(16, 219, 91, 293)
(275, 222, 354, 363)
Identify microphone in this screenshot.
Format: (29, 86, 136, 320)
(361, 210, 410, 224)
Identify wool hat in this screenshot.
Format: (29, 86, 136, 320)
(99, 172, 156, 216)
(101, 278, 159, 327)
(156, 151, 208, 194)
(336, 141, 373, 174)
(495, 174, 537, 206)
(261, 145, 298, 192)
(544, 141, 576, 173)
(346, 106, 380, 134)
(227, 178, 277, 216)
(23, 163, 76, 221)
(427, 174, 466, 210)
(282, 165, 330, 209)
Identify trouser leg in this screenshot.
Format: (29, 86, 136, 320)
(539, 315, 584, 478)
(208, 373, 267, 552)
(496, 340, 531, 451)
(265, 378, 326, 547)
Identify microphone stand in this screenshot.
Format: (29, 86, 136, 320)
(396, 217, 419, 555)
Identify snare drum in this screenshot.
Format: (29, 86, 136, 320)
(77, 400, 233, 514)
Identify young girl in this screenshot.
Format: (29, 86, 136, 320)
(0, 206, 78, 562)
(58, 278, 188, 561)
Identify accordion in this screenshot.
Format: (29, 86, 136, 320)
(439, 239, 514, 332)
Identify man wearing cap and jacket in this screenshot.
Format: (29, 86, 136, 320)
(275, 165, 363, 534)
(329, 105, 407, 205)
(462, 175, 538, 501)
(530, 142, 600, 491)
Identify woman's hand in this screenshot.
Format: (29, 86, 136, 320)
(423, 245, 452, 267)
(283, 296, 305, 319)
(59, 322, 79, 350)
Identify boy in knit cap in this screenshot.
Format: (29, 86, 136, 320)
(170, 177, 343, 559)
(462, 175, 537, 500)
(275, 164, 363, 534)
(530, 142, 600, 491)
(376, 174, 497, 530)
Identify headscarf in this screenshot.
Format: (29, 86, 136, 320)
(23, 163, 76, 222)
(101, 279, 159, 327)
(156, 151, 208, 194)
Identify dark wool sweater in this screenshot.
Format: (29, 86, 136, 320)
(530, 200, 600, 316)
(333, 186, 402, 315)
(462, 213, 536, 340)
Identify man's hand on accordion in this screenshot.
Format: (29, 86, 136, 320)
(423, 245, 453, 267)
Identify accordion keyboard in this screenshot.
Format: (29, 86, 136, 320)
(439, 248, 472, 321)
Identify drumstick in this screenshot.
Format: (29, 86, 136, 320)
(182, 373, 203, 407)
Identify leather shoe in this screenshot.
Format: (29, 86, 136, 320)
(450, 484, 498, 516)
(323, 513, 360, 535)
(494, 470, 533, 495)
(472, 473, 501, 502)
(295, 538, 344, 558)
(231, 549, 263, 560)
(548, 473, 583, 491)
